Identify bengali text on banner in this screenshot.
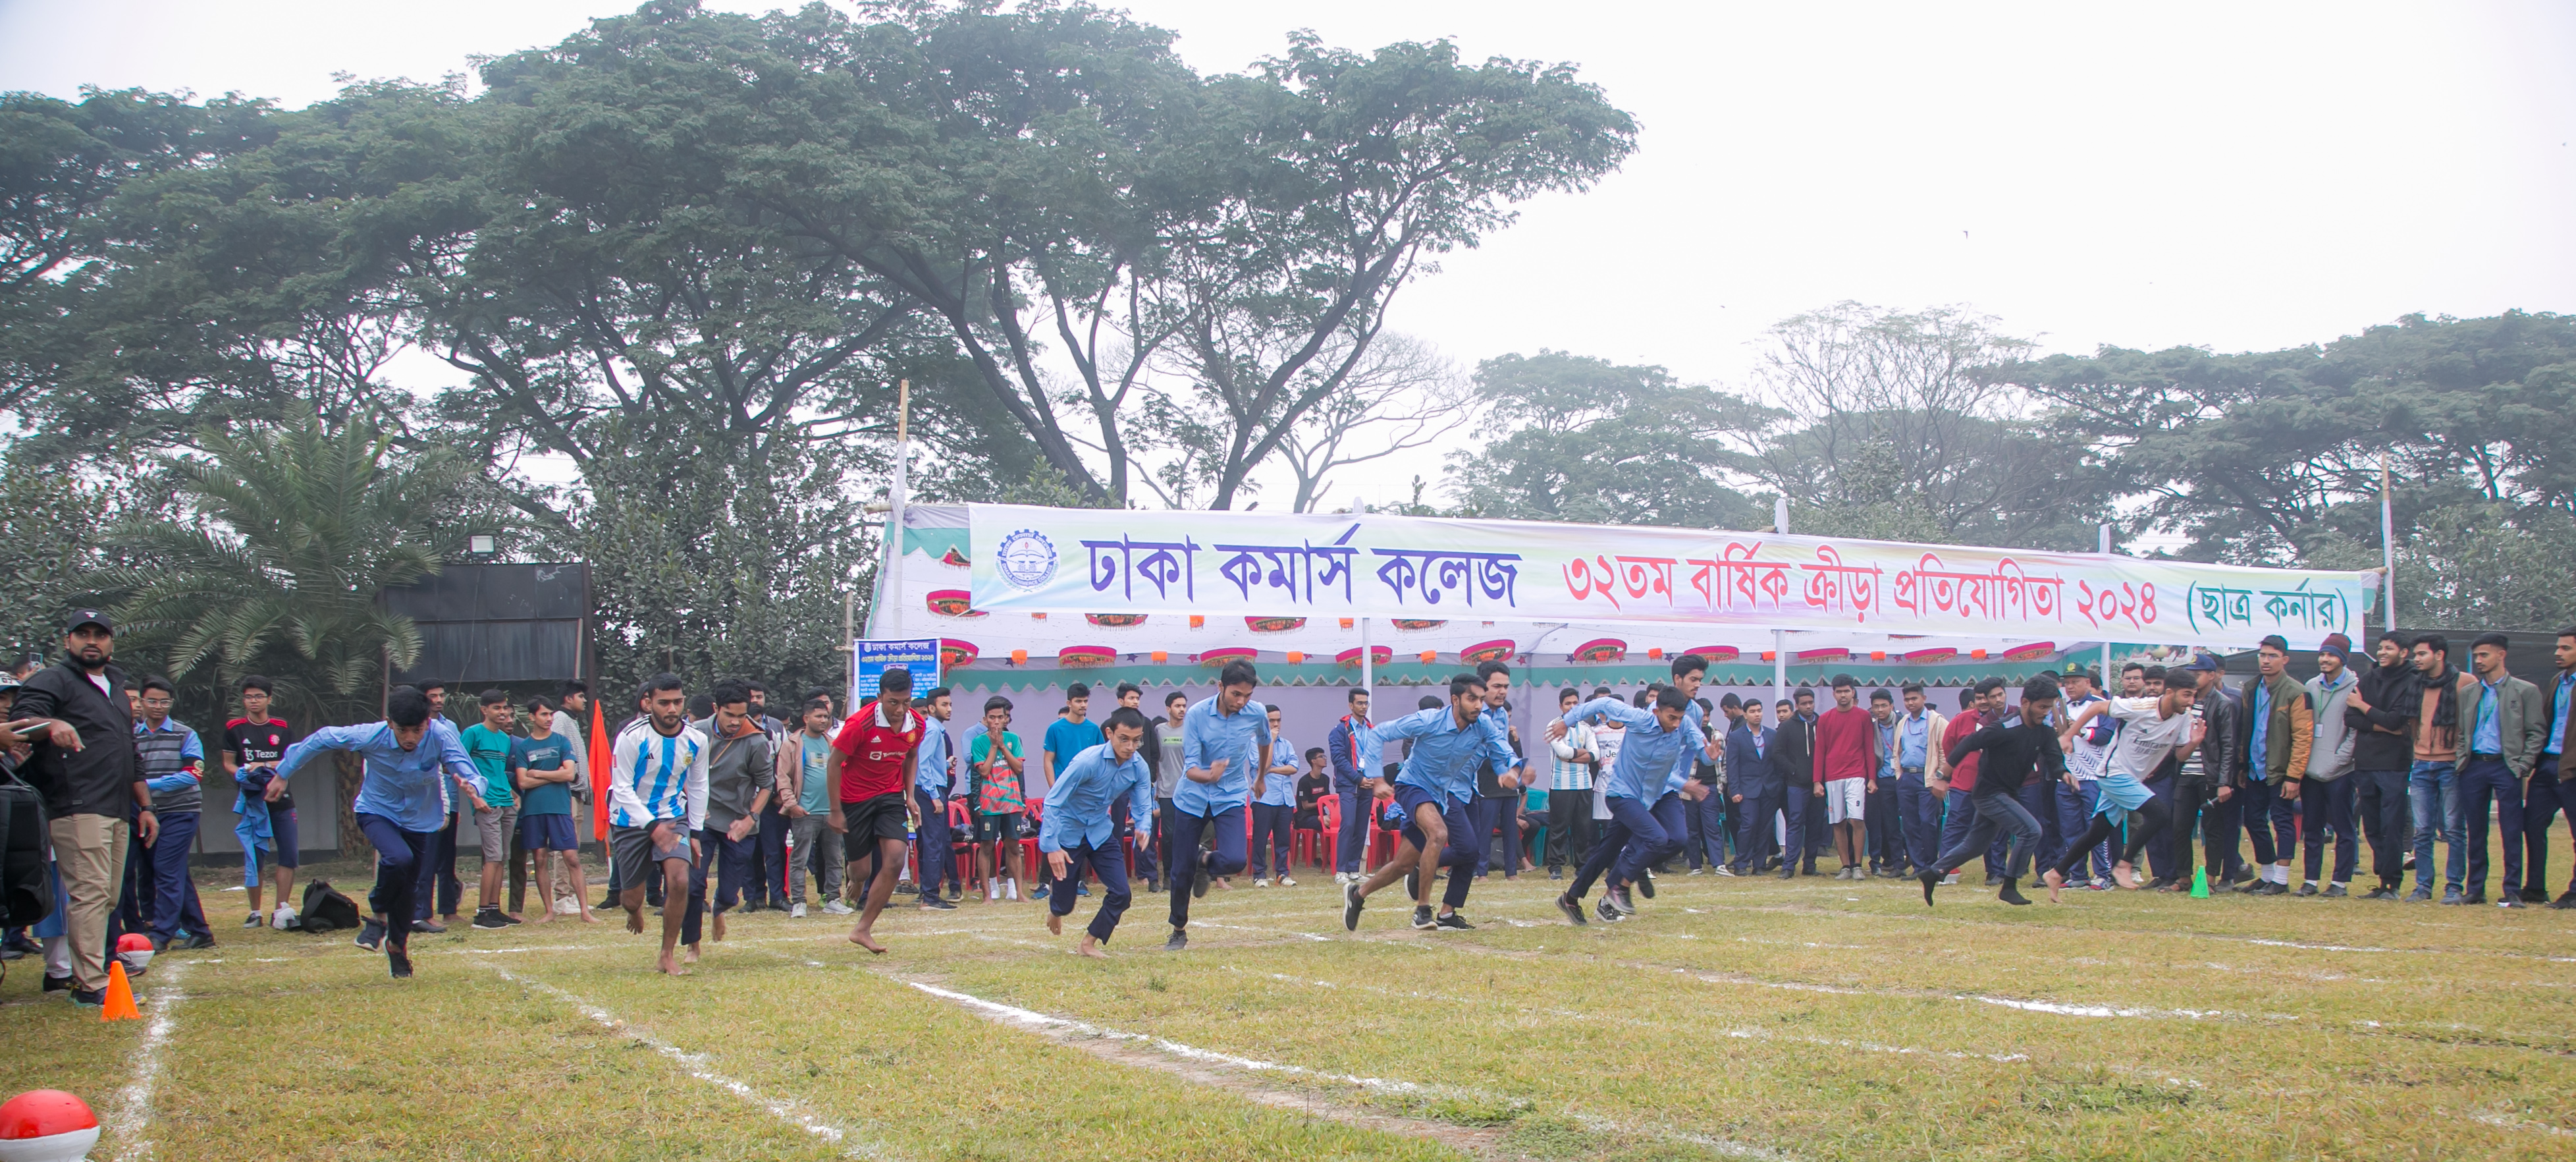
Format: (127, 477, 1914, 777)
(962, 504, 2376, 650)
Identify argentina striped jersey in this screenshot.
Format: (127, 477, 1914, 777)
(608, 717, 711, 832)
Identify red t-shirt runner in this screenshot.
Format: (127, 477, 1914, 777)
(832, 700, 925, 802)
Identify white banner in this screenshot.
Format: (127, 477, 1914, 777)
(963, 505, 2375, 650)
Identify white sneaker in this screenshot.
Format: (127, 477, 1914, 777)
(554, 895, 581, 916)
(271, 905, 298, 929)
(1714, 865, 1738, 877)
(1253, 878, 1270, 888)
(1006, 879, 1020, 900)
(1941, 873, 1960, 885)
(1278, 875, 1297, 887)
(790, 902, 807, 918)
(823, 900, 854, 916)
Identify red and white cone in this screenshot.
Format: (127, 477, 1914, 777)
(113, 933, 153, 976)
(0, 1090, 101, 1162)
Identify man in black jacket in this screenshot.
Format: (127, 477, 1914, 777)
(2170, 653, 2243, 892)
(2344, 632, 2421, 899)
(9, 610, 155, 1006)
(1776, 688, 1819, 876)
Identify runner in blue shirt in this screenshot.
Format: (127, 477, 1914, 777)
(1340, 674, 1518, 933)
(1163, 661, 1271, 951)
(1547, 686, 1704, 924)
(270, 686, 479, 978)
(1039, 708, 1156, 958)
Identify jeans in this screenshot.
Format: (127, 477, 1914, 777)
(1048, 838, 1132, 941)
(1546, 786, 1596, 872)
(2457, 756, 2523, 899)
(1933, 788, 2041, 881)
(357, 813, 440, 955)
(787, 814, 843, 902)
(913, 788, 953, 897)
(689, 825, 757, 939)
(1164, 806, 1247, 929)
(2238, 777, 2282, 867)
(1248, 802, 1293, 878)
(2298, 775, 2359, 883)
(2407, 760, 2464, 894)
(1896, 771, 1939, 872)
(2057, 780, 2112, 881)
(2526, 756, 2565, 897)
(2351, 767, 2411, 889)
(1336, 785, 1372, 874)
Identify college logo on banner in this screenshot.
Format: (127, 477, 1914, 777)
(996, 528, 1058, 590)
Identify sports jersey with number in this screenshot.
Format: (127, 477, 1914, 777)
(225, 717, 296, 810)
(832, 701, 925, 802)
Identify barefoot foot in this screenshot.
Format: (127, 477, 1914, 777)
(2041, 868, 2064, 904)
(2112, 862, 2140, 890)
(712, 912, 728, 942)
(1075, 937, 1106, 960)
(1046, 912, 1062, 936)
(624, 907, 645, 935)
(657, 952, 689, 976)
(848, 928, 886, 954)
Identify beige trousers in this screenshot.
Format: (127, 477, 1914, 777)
(48, 812, 130, 992)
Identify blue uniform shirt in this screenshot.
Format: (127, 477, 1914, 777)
(1037, 742, 1154, 854)
(2251, 684, 2272, 767)
(1899, 710, 1933, 770)
(1363, 706, 1517, 808)
(1177, 696, 1271, 817)
(1562, 697, 1691, 801)
(2475, 679, 2504, 756)
(277, 721, 480, 833)
(2550, 672, 2573, 755)
(915, 719, 953, 797)
(1254, 732, 1301, 806)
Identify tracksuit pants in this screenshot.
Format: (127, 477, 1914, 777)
(1165, 805, 1247, 929)
(2299, 775, 2359, 884)
(2459, 756, 2523, 899)
(1048, 839, 1132, 941)
(1933, 788, 2040, 881)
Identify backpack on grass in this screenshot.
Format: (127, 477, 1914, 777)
(0, 764, 52, 929)
(299, 879, 362, 934)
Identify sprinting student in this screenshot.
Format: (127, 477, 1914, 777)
(1341, 674, 1516, 932)
(608, 673, 710, 976)
(512, 697, 593, 924)
(693, 683, 776, 944)
(2045, 680, 2204, 900)
(969, 696, 1028, 902)
(223, 676, 298, 929)
(272, 685, 481, 978)
(1166, 661, 1271, 950)
(826, 667, 925, 954)
(1250, 706, 1299, 887)
(461, 690, 520, 929)
(1920, 678, 2066, 906)
(1548, 686, 1698, 924)
(1038, 707, 1156, 958)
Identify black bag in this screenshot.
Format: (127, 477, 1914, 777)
(0, 765, 51, 929)
(299, 879, 362, 934)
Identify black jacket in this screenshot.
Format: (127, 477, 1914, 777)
(2347, 659, 2418, 772)
(1776, 713, 1817, 785)
(12, 658, 140, 817)
(2182, 683, 2242, 788)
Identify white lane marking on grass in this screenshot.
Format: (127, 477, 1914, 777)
(1723, 1026, 2029, 1065)
(105, 961, 183, 1162)
(900, 978, 1429, 1093)
(1193, 921, 1329, 941)
(2473, 1111, 2575, 1137)
(481, 962, 882, 1158)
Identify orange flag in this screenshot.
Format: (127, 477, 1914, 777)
(589, 697, 613, 843)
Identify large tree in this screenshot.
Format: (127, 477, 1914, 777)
(1445, 349, 1773, 529)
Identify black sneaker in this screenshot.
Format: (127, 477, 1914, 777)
(894, 881, 919, 895)
(1594, 896, 1624, 923)
(1343, 882, 1366, 932)
(1162, 928, 1189, 952)
(1556, 893, 1588, 926)
(411, 920, 447, 935)
(1983, 873, 2003, 887)
(472, 908, 510, 929)
(919, 896, 957, 911)
(1548, 868, 1563, 880)
(389, 947, 413, 979)
(1636, 868, 1656, 899)
(72, 987, 105, 1007)
(1918, 870, 1941, 907)
(180, 933, 217, 950)
(1410, 906, 1437, 930)
(2226, 866, 2255, 887)
(1434, 912, 1474, 931)
(2295, 883, 2319, 897)
(355, 920, 387, 951)
(2552, 891, 2576, 910)
(2521, 887, 2550, 904)
(2323, 883, 2349, 898)
(242, 912, 263, 929)
(43, 974, 72, 993)
(1191, 856, 1211, 900)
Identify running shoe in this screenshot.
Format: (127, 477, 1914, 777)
(355, 919, 386, 951)
(472, 908, 509, 929)
(243, 912, 263, 928)
(1636, 868, 1655, 899)
(791, 902, 807, 918)
(1556, 893, 1588, 926)
(824, 900, 855, 915)
(1604, 887, 1635, 917)
(389, 947, 413, 979)
(1343, 881, 1366, 931)
(1434, 912, 1474, 931)
(1163, 929, 1189, 951)
(1713, 864, 1737, 877)
(1278, 875, 1297, 887)
(1594, 896, 1624, 923)
(1410, 906, 1437, 930)
(1253, 878, 1270, 889)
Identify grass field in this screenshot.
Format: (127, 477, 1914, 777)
(7, 848, 2574, 1162)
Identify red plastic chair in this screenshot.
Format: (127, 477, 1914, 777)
(1293, 795, 1339, 871)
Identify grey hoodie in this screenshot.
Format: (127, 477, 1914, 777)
(691, 716, 776, 831)
(2305, 669, 2359, 782)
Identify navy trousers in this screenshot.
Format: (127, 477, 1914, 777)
(746, 799, 788, 907)
(1336, 785, 1370, 874)
(914, 788, 954, 896)
(685, 825, 755, 945)
(2525, 756, 2565, 897)
(143, 810, 207, 941)
(1937, 785, 1979, 873)
(1118, 796, 1157, 886)
(1896, 771, 1940, 872)
(357, 813, 439, 951)
(416, 809, 466, 920)
(1574, 793, 1680, 897)
(1164, 806, 1247, 929)
(1730, 779, 1780, 873)
(1249, 802, 1294, 877)
(1048, 838, 1133, 941)
(2299, 775, 2359, 884)
(2459, 756, 2524, 899)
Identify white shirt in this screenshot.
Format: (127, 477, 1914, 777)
(2100, 698, 2193, 783)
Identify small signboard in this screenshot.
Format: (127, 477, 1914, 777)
(851, 638, 941, 704)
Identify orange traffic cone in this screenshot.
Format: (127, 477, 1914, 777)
(100, 962, 140, 1022)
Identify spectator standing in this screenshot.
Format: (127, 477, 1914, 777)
(1726, 700, 1781, 876)
(1149, 691, 1189, 892)
(511, 697, 591, 924)
(460, 691, 518, 929)
(2533, 629, 2576, 907)
(2299, 634, 2361, 897)
(1811, 676, 1877, 880)
(223, 676, 298, 929)
(1776, 688, 1819, 877)
(1546, 688, 1598, 880)
(1865, 689, 1901, 876)
(122, 676, 209, 951)
(2054, 672, 2112, 889)
(742, 680, 790, 912)
(2402, 635, 2476, 902)
(2237, 636, 2313, 895)
(1038, 684, 1106, 902)
(2345, 633, 2420, 899)
(1250, 706, 1299, 887)
(1892, 684, 1948, 879)
(2176, 654, 2245, 893)
(967, 696, 1028, 902)
(1325, 688, 1373, 885)
(2457, 633, 2544, 906)
(776, 696, 845, 915)
(414, 680, 466, 929)
(911, 686, 957, 911)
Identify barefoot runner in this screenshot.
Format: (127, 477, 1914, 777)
(2043, 682, 2205, 900)
(1038, 707, 1155, 958)
(608, 673, 709, 975)
(828, 667, 926, 954)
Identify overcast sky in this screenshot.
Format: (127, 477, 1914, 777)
(5, 0, 2572, 512)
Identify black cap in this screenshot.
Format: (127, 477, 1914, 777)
(67, 609, 113, 635)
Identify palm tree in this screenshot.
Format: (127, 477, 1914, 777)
(107, 410, 471, 856)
